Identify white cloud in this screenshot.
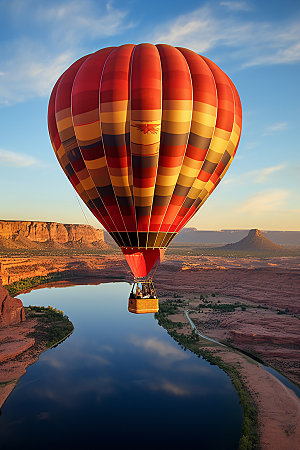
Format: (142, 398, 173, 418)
(263, 122, 288, 136)
(220, 1, 252, 12)
(0, 149, 39, 167)
(153, 6, 234, 54)
(0, 44, 74, 105)
(238, 189, 290, 213)
(253, 164, 286, 182)
(244, 142, 258, 150)
(243, 29, 300, 67)
(0, 0, 131, 106)
(222, 164, 287, 186)
(152, 4, 300, 68)
(1, 0, 299, 108)
(35, 0, 131, 44)
(222, 178, 235, 185)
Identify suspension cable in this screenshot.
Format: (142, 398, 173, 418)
(74, 192, 91, 226)
(117, 257, 134, 277)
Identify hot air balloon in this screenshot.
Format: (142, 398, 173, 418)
(48, 44, 242, 303)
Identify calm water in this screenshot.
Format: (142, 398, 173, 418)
(0, 282, 242, 450)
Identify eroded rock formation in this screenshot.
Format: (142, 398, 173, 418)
(0, 220, 107, 250)
(0, 279, 25, 326)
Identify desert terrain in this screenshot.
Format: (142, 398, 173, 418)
(0, 225, 299, 448)
(1, 250, 299, 385)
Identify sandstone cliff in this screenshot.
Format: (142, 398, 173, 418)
(0, 220, 107, 250)
(0, 279, 25, 326)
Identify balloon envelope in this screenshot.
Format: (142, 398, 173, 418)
(48, 44, 242, 278)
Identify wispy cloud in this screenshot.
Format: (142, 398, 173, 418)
(244, 38, 300, 67)
(35, 0, 131, 44)
(0, 149, 39, 167)
(252, 164, 286, 182)
(0, 45, 74, 105)
(263, 122, 288, 136)
(244, 142, 259, 150)
(1, 0, 299, 108)
(153, 6, 232, 54)
(220, 1, 252, 12)
(238, 189, 290, 213)
(0, 1, 131, 106)
(223, 163, 287, 185)
(152, 4, 300, 68)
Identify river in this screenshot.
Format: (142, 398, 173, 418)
(0, 282, 242, 449)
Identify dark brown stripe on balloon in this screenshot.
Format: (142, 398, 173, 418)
(173, 185, 192, 197)
(221, 150, 231, 166)
(160, 132, 190, 147)
(136, 206, 152, 217)
(182, 197, 195, 209)
(201, 160, 217, 174)
(188, 133, 212, 150)
(132, 155, 158, 169)
(152, 196, 171, 207)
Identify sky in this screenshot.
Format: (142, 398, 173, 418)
(0, 0, 299, 231)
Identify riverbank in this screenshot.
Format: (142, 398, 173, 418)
(0, 306, 74, 409)
(155, 296, 300, 449)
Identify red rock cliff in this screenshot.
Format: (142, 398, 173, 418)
(0, 220, 106, 249)
(0, 279, 25, 326)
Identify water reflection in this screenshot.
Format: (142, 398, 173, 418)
(0, 282, 242, 450)
(129, 336, 188, 361)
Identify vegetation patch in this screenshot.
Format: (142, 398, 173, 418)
(155, 299, 259, 450)
(196, 301, 250, 313)
(4, 273, 66, 297)
(25, 305, 74, 349)
(155, 299, 187, 329)
(4, 272, 127, 298)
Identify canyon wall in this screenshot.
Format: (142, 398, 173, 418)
(0, 220, 106, 249)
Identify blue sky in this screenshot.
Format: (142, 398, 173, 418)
(0, 0, 299, 231)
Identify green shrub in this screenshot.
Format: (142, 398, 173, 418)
(4, 273, 65, 296)
(25, 305, 74, 348)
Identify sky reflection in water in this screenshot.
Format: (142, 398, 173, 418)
(0, 282, 242, 450)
